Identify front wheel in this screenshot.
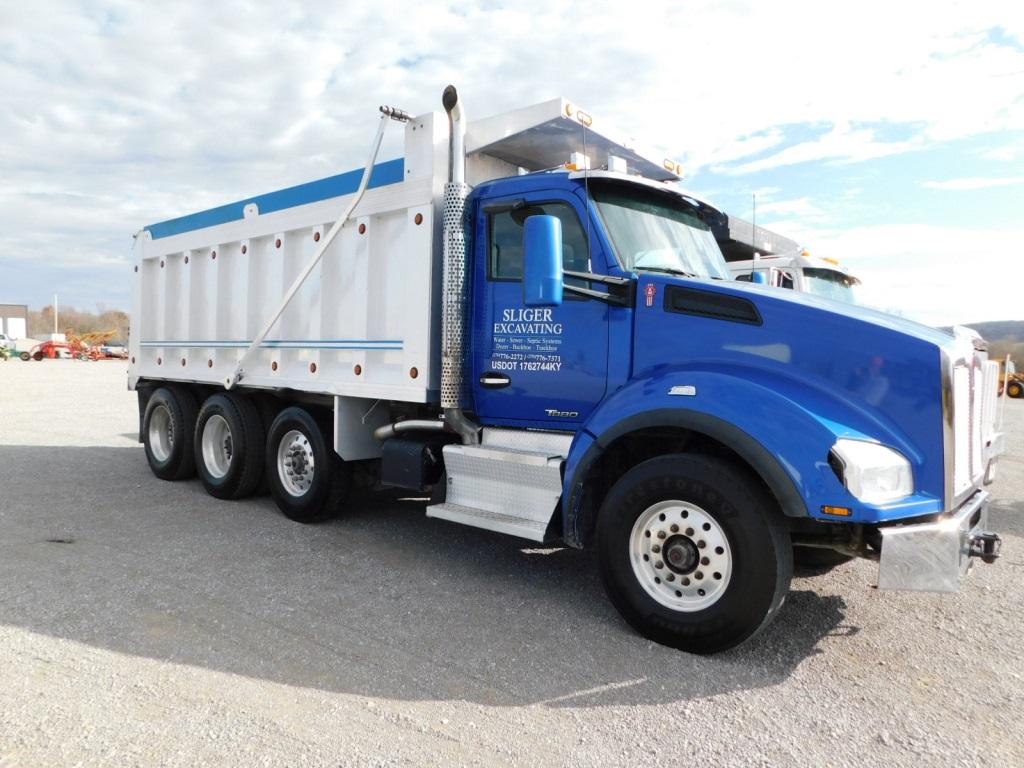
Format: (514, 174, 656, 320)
(597, 455, 792, 654)
(1008, 381, 1023, 399)
(266, 407, 350, 523)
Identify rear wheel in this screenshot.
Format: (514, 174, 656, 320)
(1008, 381, 1023, 399)
(19, 352, 29, 361)
(597, 455, 792, 654)
(194, 393, 265, 499)
(266, 407, 350, 523)
(142, 386, 199, 480)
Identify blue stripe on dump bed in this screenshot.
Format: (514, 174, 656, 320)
(145, 158, 406, 240)
(140, 339, 404, 350)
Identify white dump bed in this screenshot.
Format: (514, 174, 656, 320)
(129, 96, 679, 402)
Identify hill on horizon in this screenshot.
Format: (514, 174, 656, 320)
(962, 320, 1024, 343)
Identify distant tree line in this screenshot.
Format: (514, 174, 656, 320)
(990, 340, 1024, 365)
(28, 305, 129, 344)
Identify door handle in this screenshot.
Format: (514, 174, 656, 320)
(479, 372, 511, 389)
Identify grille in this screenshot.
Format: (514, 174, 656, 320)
(952, 353, 998, 497)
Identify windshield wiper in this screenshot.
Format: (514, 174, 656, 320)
(635, 266, 699, 278)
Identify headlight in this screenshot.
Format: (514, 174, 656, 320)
(830, 439, 913, 504)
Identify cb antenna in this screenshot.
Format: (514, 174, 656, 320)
(750, 192, 758, 281)
(580, 111, 593, 271)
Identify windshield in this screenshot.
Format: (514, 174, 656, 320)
(592, 184, 730, 280)
(802, 267, 859, 303)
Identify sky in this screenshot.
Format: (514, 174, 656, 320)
(0, 0, 1022, 327)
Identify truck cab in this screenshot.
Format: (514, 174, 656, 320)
(729, 251, 861, 304)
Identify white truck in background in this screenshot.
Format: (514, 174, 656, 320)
(729, 251, 861, 304)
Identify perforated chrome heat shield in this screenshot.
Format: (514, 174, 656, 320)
(440, 181, 471, 409)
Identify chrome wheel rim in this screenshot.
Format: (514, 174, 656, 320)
(148, 404, 173, 462)
(277, 429, 315, 497)
(629, 500, 733, 612)
(200, 414, 233, 479)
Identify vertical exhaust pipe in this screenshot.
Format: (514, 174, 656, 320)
(443, 85, 466, 185)
(440, 85, 479, 444)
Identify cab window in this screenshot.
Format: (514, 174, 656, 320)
(489, 202, 590, 281)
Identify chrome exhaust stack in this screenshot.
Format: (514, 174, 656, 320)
(440, 85, 479, 444)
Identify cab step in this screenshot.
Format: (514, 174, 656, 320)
(426, 428, 573, 541)
(427, 503, 550, 541)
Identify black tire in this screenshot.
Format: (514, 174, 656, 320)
(142, 386, 199, 481)
(19, 351, 30, 361)
(792, 546, 854, 572)
(266, 406, 350, 523)
(1008, 381, 1023, 399)
(597, 454, 792, 654)
(194, 393, 265, 500)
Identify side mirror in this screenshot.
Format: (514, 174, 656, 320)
(522, 215, 563, 306)
(751, 270, 767, 285)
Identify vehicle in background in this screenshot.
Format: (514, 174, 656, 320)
(20, 340, 73, 360)
(128, 86, 1004, 654)
(730, 250, 861, 304)
(100, 344, 128, 359)
(0, 332, 14, 350)
(999, 357, 1022, 398)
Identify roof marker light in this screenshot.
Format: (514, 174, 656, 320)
(662, 159, 684, 176)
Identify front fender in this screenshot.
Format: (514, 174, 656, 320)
(561, 366, 942, 547)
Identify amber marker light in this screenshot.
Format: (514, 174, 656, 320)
(821, 505, 853, 517)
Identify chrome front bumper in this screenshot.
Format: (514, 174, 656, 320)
(877, 491, 1000, 592)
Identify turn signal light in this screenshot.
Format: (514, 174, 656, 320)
(821, 505, 852, 517)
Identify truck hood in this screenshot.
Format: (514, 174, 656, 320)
(632, 276, 951, 503)
(720, 278, 955, 349)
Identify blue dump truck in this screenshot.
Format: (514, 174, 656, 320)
(130, 87, 1004, 653)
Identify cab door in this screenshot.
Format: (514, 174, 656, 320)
(470, 191, 610, 428)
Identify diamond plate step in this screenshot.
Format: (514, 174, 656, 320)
(425, 435, 571, 540)
(426, 503, 549, 542)
(434, 442, 563, 525)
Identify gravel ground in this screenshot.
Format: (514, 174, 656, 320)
(0, 360, 1022, 767)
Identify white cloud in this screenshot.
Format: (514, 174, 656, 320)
(0, 0, 1022, 315)
(720, 124, 923, 175)
(922, 176, 1024, 190)
(753, 197, 826, 219)
(978, 141, 1024, 162)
